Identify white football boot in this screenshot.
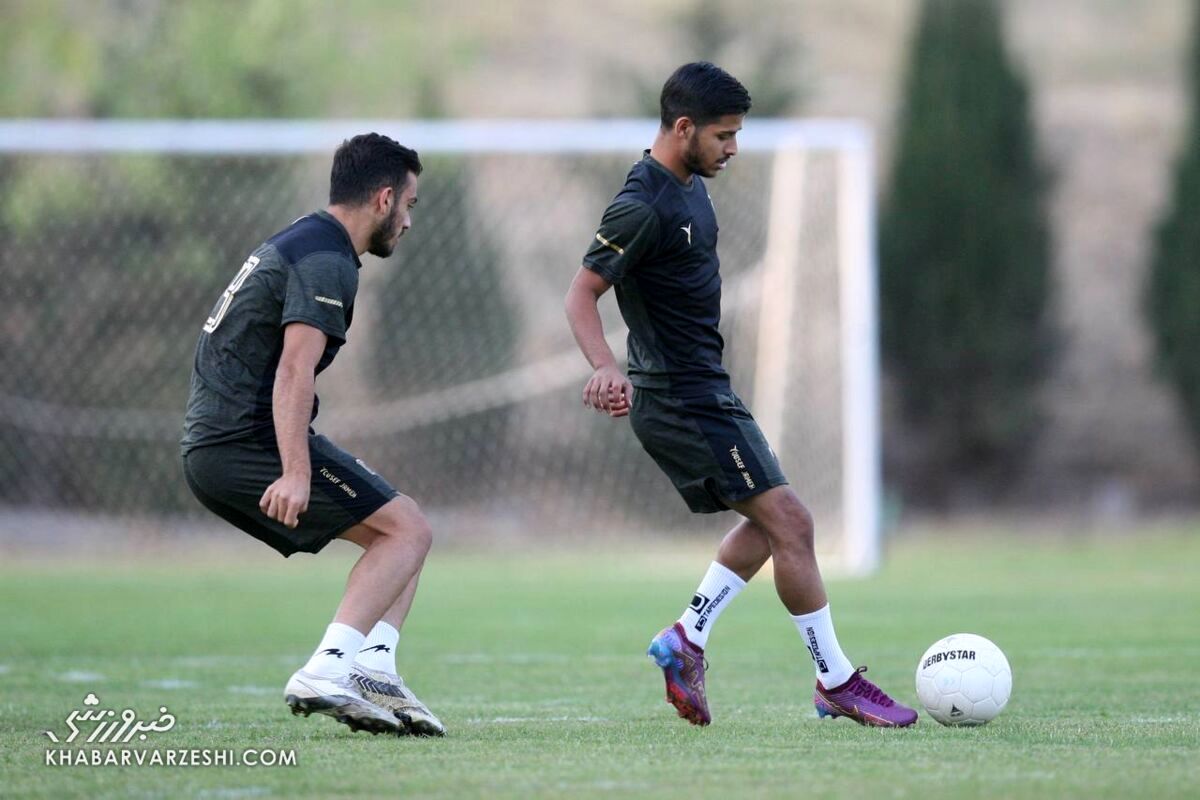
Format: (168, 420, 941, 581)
(350, 665, 446, 736)
(284, 669, 406, 735)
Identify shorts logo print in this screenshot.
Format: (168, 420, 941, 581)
(318, 466, 358, 499)
(728, 445, 756, 489)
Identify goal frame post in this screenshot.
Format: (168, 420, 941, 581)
(0, 117, 882, 575)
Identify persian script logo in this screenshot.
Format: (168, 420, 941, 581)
(43, 693, 176, 744)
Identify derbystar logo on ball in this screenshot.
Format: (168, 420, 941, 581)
(915, 633, 1013, 727)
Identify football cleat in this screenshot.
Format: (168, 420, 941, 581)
(284, 669, 406, 735)
(813, 666, 918, 727)
(646, 622, 711, 726)
(350, 665, 446, 737)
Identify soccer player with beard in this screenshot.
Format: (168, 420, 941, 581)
(565, 64, 917, 727)
(182, 133, 444, 736)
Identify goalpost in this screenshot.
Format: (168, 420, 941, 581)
(0, 118, 880, 575)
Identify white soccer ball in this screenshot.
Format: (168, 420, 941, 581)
(915, 633, 1012, 726)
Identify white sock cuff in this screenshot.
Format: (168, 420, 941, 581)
(329, 622, 366, 640)
(678, 560, 748, 650)
(366, 621, 399, 641)
(355, 620, 401, 673)
(790, 603, 832, 625)
(301, 622, 367, 678)
(790, 603, 856, 689)
(708, 561, 748, 590)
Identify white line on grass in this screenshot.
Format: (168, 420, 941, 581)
(565, 781, 652, 792)
(442, 653, 569, 665)
(173, 655, 298, 667)
(195, 788, 272, 799)
(57, 670, 106, 683)
(441, 653, 631, 665)
(471, 716, 611, 723)
(142, 678, 199, 690)
(1035, 646, 1200, 659)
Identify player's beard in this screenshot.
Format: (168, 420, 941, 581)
(682, 131, 719, 178)
(367, 202, 402, 258)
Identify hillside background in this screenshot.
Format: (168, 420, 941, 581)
(2, 0, 1195, 518)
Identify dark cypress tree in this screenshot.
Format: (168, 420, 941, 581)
(879, 0, 1052, 491)
(1148, 2, 1200, 456)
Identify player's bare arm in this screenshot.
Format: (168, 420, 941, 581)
(259, 322, 327, 528)
(565, 266, 633, 417)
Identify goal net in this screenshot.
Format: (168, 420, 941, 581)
(0, 119, 880, 574)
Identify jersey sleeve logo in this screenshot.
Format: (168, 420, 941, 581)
(314, 295, 344, 308)
(594, 231, 625, 255)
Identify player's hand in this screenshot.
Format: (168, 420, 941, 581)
(583, 365, 634, 418)
(259, 472, 310, 528)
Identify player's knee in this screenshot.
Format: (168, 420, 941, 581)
(394, 496, 434, 555)
(410, 513, 433, 558)
(371, 495, 433, 555)
(765, 492, 815, 551)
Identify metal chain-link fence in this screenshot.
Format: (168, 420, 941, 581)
(0, 122, 867, 560)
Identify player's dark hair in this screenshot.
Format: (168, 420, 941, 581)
(329, 133, 423, 207)
(659, 62, 752, 129)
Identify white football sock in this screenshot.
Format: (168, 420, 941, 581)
(677, 561, 747, 650)
(301, 623, 365, 679)
(355, 621, 400, 673)
(791, 604, 856, 689)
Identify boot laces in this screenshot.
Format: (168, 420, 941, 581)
(849, 667, 894, 707)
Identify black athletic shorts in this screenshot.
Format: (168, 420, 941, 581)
(182, 434, 400, 557)
(629, 388, 788, 514)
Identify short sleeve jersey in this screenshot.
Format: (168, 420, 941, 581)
(582, 152, 729, 395)
(181, 210, 360, 452)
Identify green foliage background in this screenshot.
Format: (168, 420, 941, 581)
(0, 1, 459, 118)
(0, 2, 518, 513)
(1148, 0, 1200, 460)
(879, 0, 1052, 497)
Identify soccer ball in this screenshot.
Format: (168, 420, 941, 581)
(915, 633, 1012, 726)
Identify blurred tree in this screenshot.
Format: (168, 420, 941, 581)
(879, 0, 1052, 497)
(1148, 1, 1200, 459)
(0, 0, 455, 117)
(609, 0, 805, 118)
(369, 157, 519, 503)
(0, 0, 473, 514)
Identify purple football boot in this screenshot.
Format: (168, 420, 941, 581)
(646, 622, 711, 726)
(814, 666, 918, 727)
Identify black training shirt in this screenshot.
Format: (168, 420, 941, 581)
(181, 211, 359, 452)
(582, 152, 729, 395)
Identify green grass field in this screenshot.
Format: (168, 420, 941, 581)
(2, 526, 1198, 799)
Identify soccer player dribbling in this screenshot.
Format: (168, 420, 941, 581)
(181, 134, 444, 736)
(565, 63, 917, 727)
